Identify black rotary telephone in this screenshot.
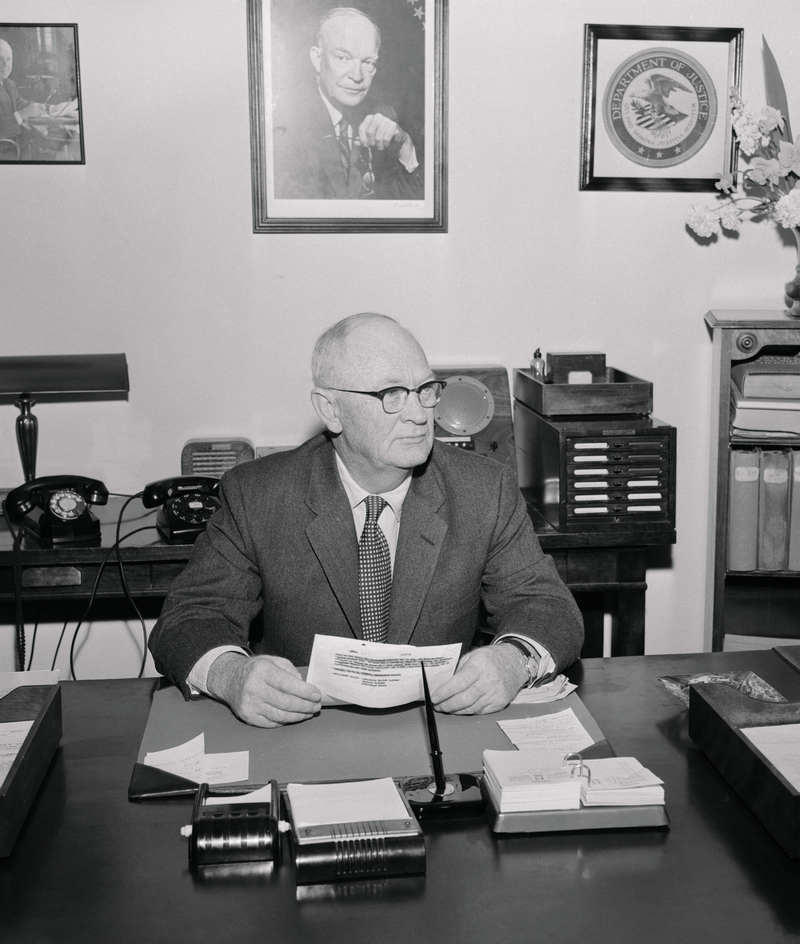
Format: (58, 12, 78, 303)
(4, 475, 109, 547)
(141, 476, 221, 544)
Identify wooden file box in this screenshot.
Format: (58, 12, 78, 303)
(688, 682, 800, 858)
(0, 684, 62, 856)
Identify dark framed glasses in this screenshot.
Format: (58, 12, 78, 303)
(328, 381, 446, 414)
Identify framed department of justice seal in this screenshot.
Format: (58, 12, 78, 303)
(580, 24, 743, 192)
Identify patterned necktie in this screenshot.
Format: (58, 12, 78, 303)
(358, 495, 391, 643)
(338, 118, 351, 170)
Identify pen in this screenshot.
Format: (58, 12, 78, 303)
(420, 661, 447, 796)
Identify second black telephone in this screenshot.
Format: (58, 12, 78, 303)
(142, 476, 221, 544)
(4, 475, 109, 547)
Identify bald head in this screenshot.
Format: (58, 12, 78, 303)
(310, 313, 435, 492)
(0, 40, 12, 81)
(312, 313, 425, 387)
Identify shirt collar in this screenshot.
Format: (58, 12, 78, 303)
(318, 88, 343, 130)
(334, 451, 412, 521)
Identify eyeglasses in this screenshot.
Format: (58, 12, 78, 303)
(328, 381, 446, 414)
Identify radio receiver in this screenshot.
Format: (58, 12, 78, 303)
(432, 366, 516, 479)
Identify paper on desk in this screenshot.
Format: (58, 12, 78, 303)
(144, 732, 249, 784)
(306, 635, 461, 708)
(497, 707, 595, 753)
(0, 670, 60, 700)
(0, 720, 34, 789)
(741, 723, 800, 791)
(204, 784, 274, 807)
(286, 777, 410, 829)
(512, 675, 577, 704)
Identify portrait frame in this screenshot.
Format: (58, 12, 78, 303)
(246, 0, 447, 233)
(580, 24, 743, 192)
(0, 23, 84, 164)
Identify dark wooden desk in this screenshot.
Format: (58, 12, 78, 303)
(2, 650, 799, 944)
(0, 493, 674, 657)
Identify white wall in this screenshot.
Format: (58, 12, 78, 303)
(2, 0, 798, 678)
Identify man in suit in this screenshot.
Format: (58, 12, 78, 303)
(272, 7, 423, 199)
(149, 314, 583, 727)
(0, 39, 45, 160)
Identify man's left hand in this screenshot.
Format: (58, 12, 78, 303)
(357, 113, 415, 165)
(430, 645, 528, 715)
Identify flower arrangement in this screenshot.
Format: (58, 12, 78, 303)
(686, 41, 798, 239)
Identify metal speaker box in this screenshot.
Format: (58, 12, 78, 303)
(181, 439, 255, 477)
(432, 366, 516, 479)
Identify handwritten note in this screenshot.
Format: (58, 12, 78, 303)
(497, 707, 595, 753)
(0, 720, 34, 789)
(144, 733, 249, 784)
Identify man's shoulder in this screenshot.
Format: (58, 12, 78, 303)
(222, 433, 330, 489)
(427, 442, 514, 489)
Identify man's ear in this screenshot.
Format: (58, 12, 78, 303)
(311, 388, 342, 433)
(309, 46, 321, 76)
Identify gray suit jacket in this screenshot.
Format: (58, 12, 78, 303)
(149, 434, 584, 696)
(272, 85, 424, 200)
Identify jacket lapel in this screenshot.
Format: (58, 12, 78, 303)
(304, 442, 361, 637)
(388, 461, 448, 645)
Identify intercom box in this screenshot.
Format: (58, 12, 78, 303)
(432, 366, 516, 480)
(181, 439, 255, 477)
(0, 682, 62, 856)
(514, 401, 676, 533)
(514, 366, 653, 417)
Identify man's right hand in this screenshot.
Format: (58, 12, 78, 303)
(17, 102, 45, 120)
(206, 652, 321, 728)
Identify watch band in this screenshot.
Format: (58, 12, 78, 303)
(496, 637, 538, 688)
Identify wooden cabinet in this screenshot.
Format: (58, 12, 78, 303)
(705, 310, 800, 650)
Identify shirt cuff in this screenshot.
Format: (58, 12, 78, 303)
(187, 645, 250, 696)
(399, 144, 419, 174)
(492, 633, 556, 684)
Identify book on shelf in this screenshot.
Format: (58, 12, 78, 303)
(758, 448, 791, 571)
(789, 452, 800, 570)
(728, 449, 760, 571)
(730, 377, 800, 436)
(731, 356, 800, 399)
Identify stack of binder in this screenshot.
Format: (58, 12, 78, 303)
(728, 448, 800, 571)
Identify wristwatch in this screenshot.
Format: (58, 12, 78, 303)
(497, 637, 539, 689)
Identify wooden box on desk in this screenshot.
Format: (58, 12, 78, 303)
(0, 683, 62, 856)
(513, 367, 653, 416)
(688, 682, 800, 858)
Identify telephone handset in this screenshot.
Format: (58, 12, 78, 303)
(4, 474, 109, 547)
(141, 475, 221, 544)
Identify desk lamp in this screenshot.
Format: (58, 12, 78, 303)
(0, 354, 129, 483)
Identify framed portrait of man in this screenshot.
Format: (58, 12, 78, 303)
(0, 24, 84, 164)
(247, 0, 447, 233)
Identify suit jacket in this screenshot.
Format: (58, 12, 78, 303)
(0, 78, 26, 140)
(149, 435, 584, 697)
(272, 85, 424, 200)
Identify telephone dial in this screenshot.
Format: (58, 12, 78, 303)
(142, 476, 221, 544)
(4, 475, 109, 547)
